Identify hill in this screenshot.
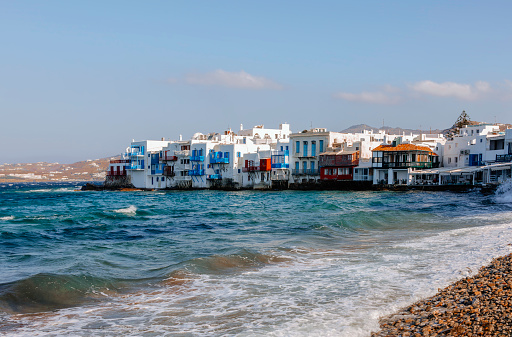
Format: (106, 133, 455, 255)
(340, 124, 445, 135)
(0, 157, 115, 183)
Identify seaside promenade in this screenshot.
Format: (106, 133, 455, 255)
(372, 254, 512, 336)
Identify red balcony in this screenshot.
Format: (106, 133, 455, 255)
(161, 155, 178, 161)
(107, 171, 127, 176)
(110, 159, 130, 164)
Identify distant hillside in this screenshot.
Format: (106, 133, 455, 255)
(341, 124, 444, 135)
(0, 157, 116, 183)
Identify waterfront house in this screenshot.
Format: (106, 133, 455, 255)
(372, 142, 439, 185)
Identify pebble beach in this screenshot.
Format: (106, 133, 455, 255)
(372, 253, 512, 336)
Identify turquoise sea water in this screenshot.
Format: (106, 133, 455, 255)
(1, 182, 512, 336)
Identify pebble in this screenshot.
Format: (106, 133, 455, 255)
(372, 253, 512, 336)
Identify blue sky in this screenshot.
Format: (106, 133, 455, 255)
(1, 1, 512, 163)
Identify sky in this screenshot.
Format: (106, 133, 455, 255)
(1, 1, 512, 163)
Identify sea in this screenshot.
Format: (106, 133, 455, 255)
(1, 181, 512, 336)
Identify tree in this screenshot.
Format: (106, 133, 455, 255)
(455, 110, 471, 129)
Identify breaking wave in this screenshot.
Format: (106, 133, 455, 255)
(113, 205, 137, 215)
(495, 179, 512, 204)
(0, 274, 119, 314)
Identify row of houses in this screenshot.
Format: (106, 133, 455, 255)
(106, 122, 512, 190)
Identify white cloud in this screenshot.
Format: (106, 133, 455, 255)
(409, 80, 491, 100)
(179, 70, 282, 90)
(334, 91, 400, 104)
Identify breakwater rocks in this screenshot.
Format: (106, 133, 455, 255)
(372, 253, 512, 336)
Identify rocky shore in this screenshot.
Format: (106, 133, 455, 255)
(372, 253, 512, 336)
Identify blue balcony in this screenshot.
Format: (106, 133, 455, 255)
(207, 174, 222, 180)
(210, 151, 230, 164)
(125, 151, 144, 158)
(189, 169, 205, 176)
(190, 155, 204, 162)
(271, 163, 289, 169)
(127, 159, 144, 170)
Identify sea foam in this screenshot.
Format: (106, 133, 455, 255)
(495, 179, 512, 204)
(113, 206, 137, 215)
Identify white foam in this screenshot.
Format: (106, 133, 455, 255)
(4, 215, 512, 336)
(495, 179, 512, 203)
(0, 216, 14, 220)
(113, 205, 137, 215)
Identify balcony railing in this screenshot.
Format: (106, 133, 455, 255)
(125, 151, 144, 157)
(175, 150, 190, 156)
(210, 156, 229, 164)
(161, 155, 177, 161)
(127, 164, 144, 170)
(206, 174, 222, 180)
(242, 166, 271, 172)
(292, 169, 320, 176)
(110, 159, 130, 164)
(188, 169, 205, 176)
(190, 155, 205, 162)
(496, 154, 512, 162)
(272, 150, 290, 156)
(377, 162, 433, 169)
(271, 163, 289, 169)
(319, 159, 359, 167)
(107, 171, 127, 176)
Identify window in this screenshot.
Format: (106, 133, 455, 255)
(237, 152, 241, 158)
(311, 161, 315, 171)
(303, 141, 308, 157)
(490, 139, 505, 150)
(303, 161, 307, 171)
(295, 162, 299, 170)
(476, 129, 480, 134)
(296, 141, 300, 153)
(448, 158, 452, 164)
(338, 168, 350, 175)
(319, 140, 324, 153)
(455, 157, 458, 163)
(311, 141, 316, 156)
(286, 146, 289, 151)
